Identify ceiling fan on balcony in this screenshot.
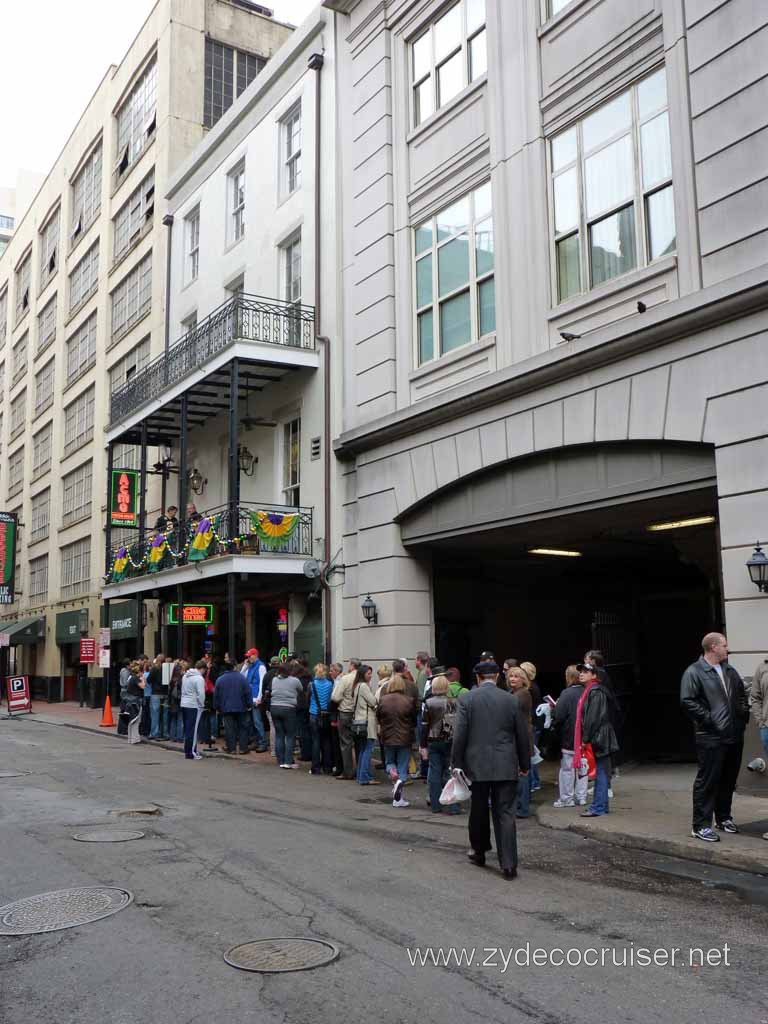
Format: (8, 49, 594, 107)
(240, 388, 276, 429)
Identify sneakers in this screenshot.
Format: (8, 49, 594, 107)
(279, 763, 296, 769)
(192, 751, 203, 760)
(716, 818, 738, 834)
(608, 788, 614, 799)
(393, 779, 404, 803)
(762, 832, 768, 841)
(691, 826, 720, 843)
(553, 799, 575, 808)
(392, 798, 410, 808)
(530, 784, 542, 793)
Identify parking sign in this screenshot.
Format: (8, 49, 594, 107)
(6, 676, 31, 714)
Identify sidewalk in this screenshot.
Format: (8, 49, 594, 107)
(536, 762, 768, 875)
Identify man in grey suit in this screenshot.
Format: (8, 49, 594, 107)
(451, 660, 531, 879)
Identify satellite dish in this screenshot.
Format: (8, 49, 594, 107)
(303, 559, 321, 579)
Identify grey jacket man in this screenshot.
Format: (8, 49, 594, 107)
(451, 681, 531, 781)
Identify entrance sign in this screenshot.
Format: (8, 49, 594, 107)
(80, 638, 96, 663)
(0, 633, 9, 647)
(168, 603, 214, 625)
(0, 513, 18, 605)
(109, 469, 139, 527)
(6, 675, 31, 714)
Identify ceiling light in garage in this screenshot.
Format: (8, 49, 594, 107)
(646, 515, 716, 532)
(529, 548, 582, 557)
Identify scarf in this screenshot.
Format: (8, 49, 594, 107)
(573, 679, 598, 759)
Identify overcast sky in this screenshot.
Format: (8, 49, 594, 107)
(0, 0, 320, 188)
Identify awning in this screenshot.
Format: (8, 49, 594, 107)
(1, 616, 46, 645)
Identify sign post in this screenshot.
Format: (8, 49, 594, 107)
(6, 675, 31, 716)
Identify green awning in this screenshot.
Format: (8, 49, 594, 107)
(2, 616, 46, 645)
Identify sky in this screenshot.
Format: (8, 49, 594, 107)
(0, 0, 320, 188)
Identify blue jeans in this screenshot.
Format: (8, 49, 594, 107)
(250, 707, 266, 746)
(589, 755, 611, 815)
(356, 737, 376, 783)
(272, 706, 297, 765)
(428, 740, 459, 813)
(159, 703, 170, 738)
(530, 729, 542, 788)
(517, 772, 531, 817)
(760, 726, 768, 757)
(149, 695, 163, 738)
(199, 709, 217, 745)
(169, 710, 184, 741)
(384, 744, 410, 783)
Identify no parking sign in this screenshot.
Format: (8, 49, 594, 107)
(6, 676, 31, 715)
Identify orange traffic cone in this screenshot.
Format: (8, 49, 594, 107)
(99, 695, 116, 727)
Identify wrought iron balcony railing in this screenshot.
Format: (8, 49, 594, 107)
(105, 501, 313, 586)
(109, 293, 316, 425)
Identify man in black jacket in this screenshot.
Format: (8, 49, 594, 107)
(214, 667, 253, 755)
(451, 661, 531, 880)
(680, 633, 749, 843)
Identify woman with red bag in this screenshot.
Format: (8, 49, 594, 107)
(574, 662, 619, 817)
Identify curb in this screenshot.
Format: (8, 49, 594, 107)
(18, 715, 237, 759)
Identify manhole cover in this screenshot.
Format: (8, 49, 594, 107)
(72, 829, 145, 843)
(0, 886, 134, 935)
(224, 937, 339, 973)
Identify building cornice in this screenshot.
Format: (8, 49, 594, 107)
(333, 266, 768, 459)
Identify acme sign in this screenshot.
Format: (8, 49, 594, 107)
(0, 513, 18, 606)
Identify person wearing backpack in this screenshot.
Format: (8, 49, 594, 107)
(308, 663, 334, 775)
(420, 674, 460, 814)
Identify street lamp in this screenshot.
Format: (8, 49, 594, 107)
(361, 594, 378, 625)
(746, 542, 768, 593)
(238, 444, 257, 476)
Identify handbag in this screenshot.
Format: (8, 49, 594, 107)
(351, 685, 368, 739)
(312, 682, 331, 729)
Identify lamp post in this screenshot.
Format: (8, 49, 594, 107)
(361, 594, 378, 625)
(746, 542, 768, 593)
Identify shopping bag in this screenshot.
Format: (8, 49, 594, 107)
(439, 768, 472, 804)
(531, 744, 543, 765)
(578, 742, 597, 780)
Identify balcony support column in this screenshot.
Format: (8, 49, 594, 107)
(228, 358, 240, 552)
(177, 394, 188, 660)
(136, 420, 148, 657)
(105, 441, 114, 575)
(227, 573, 237, 666)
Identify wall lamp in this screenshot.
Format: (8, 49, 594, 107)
(187, 467, 207, 495)
(746, 541, 768, 593)
(361, 594, 378, 625)
(238, 444, 258, 476)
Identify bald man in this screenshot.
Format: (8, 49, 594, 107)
(680, 633, 749, 843)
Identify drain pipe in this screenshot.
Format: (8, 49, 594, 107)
(162, 213, 174, 365)
(308, 50, 331, 662)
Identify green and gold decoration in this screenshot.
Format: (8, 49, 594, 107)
(250, 510, 299, 545)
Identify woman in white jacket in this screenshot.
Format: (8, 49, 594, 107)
(181, 660, 207, 760)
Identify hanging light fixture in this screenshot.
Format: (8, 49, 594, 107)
(361, 594, 378, 625)
(238, 444, 258, 476)
(187, 467, 207, 495)
(746, 541, 768, 593)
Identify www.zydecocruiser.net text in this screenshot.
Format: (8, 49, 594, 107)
(406, 944, 731, 972)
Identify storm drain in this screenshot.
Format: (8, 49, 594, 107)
(0, 886, 134, 935)
(224, 938, 339, 973)
(72, 829, 145, 843)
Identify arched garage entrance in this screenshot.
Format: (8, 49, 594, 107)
(399, 442, 721, 762)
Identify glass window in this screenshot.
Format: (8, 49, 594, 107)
(414, 181, 495, 366)
(14, 253, 31, 323)
(10, 389, 26, 439)
(40, 207, 60, 290)
(37, 294, 57, 355)
(8, 447, 24, 497)
(63, 387, 95, 456)
(229, 164, 245, 243)
(31, 490, 50, 544)
(111, 252, 152, 340)
(109, 336, 150, 392)
(62, 461, 93, 525)
(29, 555, 48, 601)
(113, 169, 155, 261)
(71, 143, 102, 242)
(66, 312, 97, 384)
(12, 332, 28, 386)
(550, 67, 674, 303)
(204, 39, 264, 128)
(185, 207, 200, 282)
(283, 105, 302, 195)
(0, 288, 7, 347)
(411, 0, 486, 127)
(32, 421, 52, 478)
(69, 240, 99, 313)
(115, 59, 157, 178)
(35, 358, 55, 415)
(283, 417, 301, 505)
(60, 537, 91, 598)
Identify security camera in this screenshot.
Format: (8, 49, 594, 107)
(746, 757, 766, 773)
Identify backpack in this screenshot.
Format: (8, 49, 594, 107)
(429, 697, 457, 742)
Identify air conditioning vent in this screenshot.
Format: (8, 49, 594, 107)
(310, 436, 321, 461)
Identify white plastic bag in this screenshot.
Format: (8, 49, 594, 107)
(531, 745, 543, 766)
(439, 767, 472, 804)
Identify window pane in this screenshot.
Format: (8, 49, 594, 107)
(582, 92, 631, 151)
(552, 128, 577, 171)
(647, 185, 676, 260)
(416, 253, 433, 307)
(440, 290, 471, 352)
(641, 111, 671, 189)
(557, 233, 581, 301)
(584, 133, 634, 217)
(413, 32, 430, 81)
(415, 221, 433, 254)
(466, 0, 486, 35)
(554, 166, 579, 233)
(414, 77, 434, 125)
(589, 205, 636, 286)
(550, 0, 572, 14)
(434, 4, 462, 62)
(478, 277, 495, 336)
(475, 218, 494, 275)
(418, 308, 434, 364)
(437, 50, 463, 107)
(436, 196, 469, 240)
(474, 181, 492, 221)
(438, 235, 470, 295)
(638, 68, 667, 119)
(470, 29, 487, 81)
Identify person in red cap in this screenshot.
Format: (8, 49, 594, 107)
(241, 648, 268, 751)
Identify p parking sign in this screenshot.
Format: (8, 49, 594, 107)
(6, 675, 31, 715)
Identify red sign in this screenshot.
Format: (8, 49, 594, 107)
(80, 638, 96, 663)
(110, 469, 139, 527)
(6, 675, 30, 714)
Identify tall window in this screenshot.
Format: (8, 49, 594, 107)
(39, 206, 60, 290)
(113, 169, 155, 261)
(34, 359, 55, 416)
(12, 332, 28, 386)
(284, 235, 301, 344)
(71, 143, 102, 243)
(282, 105, 301, 195)
(229, 164, 245, 243)
(30, 489, 50, 544)
(10, 390, 26, 440)
(69, 240, 99, 313)
(111, 252, 152, 341)
(29, 555, 48, 602)
(185, 207, 200, 282)
(14, 253, 31, 322)
(115, 59, 157, 179)
(0, 361, 5, 396)
(60, 537, 91, 598)
(550, 67, 674, 303)
(32, 421, 52, 478)
(62, 460, 93, 525)
(203, 38, 264, 128)
(414, 182, 494, 365)
(37, 294, 57, 355)
(0, 288, 7, 347)
(411, 0, 486, 127)
(112, 442, 139, 470)
(66, 313, 97, 384)
(63, 386, 95, 456)
(283, 417, 301, 505)
(108, 336, 150, 392)
(8, 447, 24, 498)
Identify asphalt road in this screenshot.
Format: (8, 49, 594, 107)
(1, 718, 767, 1024)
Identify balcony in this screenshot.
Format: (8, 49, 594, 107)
(104, 501, 313, 591)
(109, 293, 315, 428)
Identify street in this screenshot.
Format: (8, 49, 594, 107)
(1, 719, 767, 1024)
